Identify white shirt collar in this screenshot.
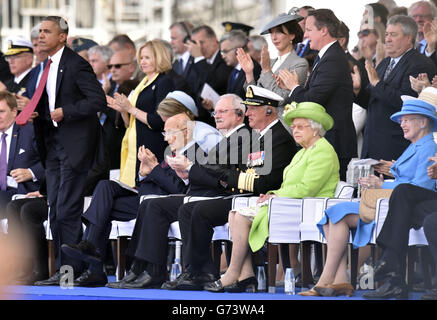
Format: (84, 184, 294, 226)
(49, 46, 65, 65)
(259, 119, 278, 139)
(224, 123, 245, 138)
(2, 123, 14, 136)
(317, 40, 337, 60)
(14, 68, 32, 84)
(207, 50, 219, 65)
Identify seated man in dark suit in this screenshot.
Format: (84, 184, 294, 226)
(220, 30, 261, 100)
(60, 112, 202, 287)
(0, 37, 34, 95)
(0, 91, 44, 212)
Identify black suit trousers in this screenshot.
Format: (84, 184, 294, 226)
(125, 195, 184, 265)
(377, 183, 437, 259)
(178, 198, 232, 275)
(45, 134, 89, 272)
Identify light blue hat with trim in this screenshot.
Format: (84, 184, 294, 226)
(391, 87, 437, 131)
(165, 91, 198, 117)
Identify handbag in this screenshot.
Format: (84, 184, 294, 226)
(358, 188, 393, 223)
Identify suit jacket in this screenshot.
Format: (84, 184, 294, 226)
(287, 41, 357, 161)
(173, 55, 198, 97)
(24, 63, 44, 99)
(361, 49, 437, 161)
(33, 46, 106, 172)
(226, 60, 261, 100)
(6, 123, 45, 195)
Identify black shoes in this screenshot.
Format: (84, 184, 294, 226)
(74, 270, 108, 287)
(61, 241, 101, 264)
(204, 277, 258, 293)
(106, 270, 139, 289)
(34, 271, 62, 286)
(162, 271, 217, 291)
(362, 275, 408, 300)
(117, 270, 164, 289)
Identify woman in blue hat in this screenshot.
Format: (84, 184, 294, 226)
(300, 95, 437, 297)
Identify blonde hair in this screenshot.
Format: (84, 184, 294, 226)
(157, 98, 195, 120)
(137, 40, 172, 74)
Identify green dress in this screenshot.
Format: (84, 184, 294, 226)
(248, 137, 340, 252)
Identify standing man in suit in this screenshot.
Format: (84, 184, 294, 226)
(17, 16, 106, 285)
(186, 25, 233, 125)
(0, 91, 44, 212)
(0, 37, 34, 95)
(279, 9, 357, 180)
(220, 30, 262, 100)
(357, 15, 436, 162)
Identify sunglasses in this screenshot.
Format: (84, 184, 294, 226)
(357, 29, 375, 38)
(107, 62, 131, 69)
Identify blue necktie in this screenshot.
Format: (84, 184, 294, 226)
(312, 55, 320, 70)
(230, 68, 240, 91)
(0, 133, 7, 191)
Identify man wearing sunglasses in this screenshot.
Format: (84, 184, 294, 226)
(107, 49, 136, 96)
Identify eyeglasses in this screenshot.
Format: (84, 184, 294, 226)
(107, 62, 132, 69)
(5, 54, 28, 62)
(161, 128, 187, 138)
(220, 47, 238, 55)
(397, 117, 423, 125)
(290, 124, 311, 131)
(357, 29, 375, 38)
(212, 109, 241, 116)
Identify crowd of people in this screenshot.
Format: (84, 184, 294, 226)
(1, 0, 437, 300)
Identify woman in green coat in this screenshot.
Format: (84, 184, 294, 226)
(205, 101, 340, 292)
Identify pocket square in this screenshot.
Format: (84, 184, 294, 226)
(19, 148, 26, 154)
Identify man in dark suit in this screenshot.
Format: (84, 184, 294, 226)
(60, 113, 199, 286)
(220, 30, 262, 100)
(186, 25, 233, 125)
(280, 9, 357, 180)
(20, 16, 107, 285)
(0, 51, 13, 84)
(0, 37, 34, 95)
(0, 91, 44, 211)
(358, 15, 436, 162)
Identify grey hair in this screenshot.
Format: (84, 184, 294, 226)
(309, 119, 326, 137)
(30, 23, 41, 41)
(220, 30, 248, 50)
(387, 15, 418, 46)
(88, 45, 114, 63)
(249, 35, 268, 51)
(408, 1, 437, 20)
(220, 93, 245, 114)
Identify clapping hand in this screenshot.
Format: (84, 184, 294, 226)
(365, 59, 379, 86)
(424, 21, 437, 53)
(373, 160, 395, 177)
(351, 65, 362, 96)
(359, 174, 384, 189)
(138, 146, 158, 176)
(167, 154, 192, 180)
(410, 73, 431, 93)
(260, 45, 272, 73)
(276, 69, 299, 90)
(236, 48, 255, 83)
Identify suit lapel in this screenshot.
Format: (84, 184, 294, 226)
(7, 124, 19, 173)
(382, 49, 414, 83)
(183, 56, 194, 78)
(55, 48, 68, 97)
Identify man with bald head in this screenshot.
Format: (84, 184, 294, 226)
(61, 112, 198, 287)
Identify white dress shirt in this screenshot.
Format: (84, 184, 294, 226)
(46, 46, 65, 127)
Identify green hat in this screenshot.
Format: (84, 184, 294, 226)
(283, 101, 334, 131)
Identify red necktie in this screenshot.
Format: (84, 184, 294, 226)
(16, 58, 52, 126)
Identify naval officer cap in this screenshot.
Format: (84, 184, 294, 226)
(242, 85, 284, 108)
(4, 36, 33, 56)
(260, 7, 303, 35)
(222, 21, 254, 36)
